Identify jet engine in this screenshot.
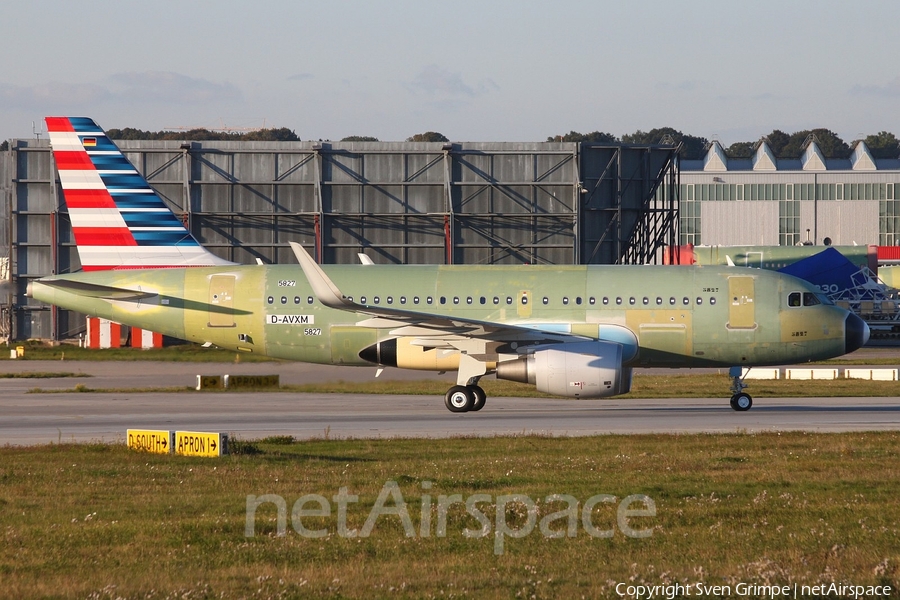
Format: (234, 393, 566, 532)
(496, 341, 631, 398)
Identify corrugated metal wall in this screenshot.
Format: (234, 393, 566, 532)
(701, 201, 780, 245)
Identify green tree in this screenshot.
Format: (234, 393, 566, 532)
(760, 129, 791, 157)
(106, 127, 300, 141)
(863, 131, 900, 159)
(777, 129, 849, 159)
(106, 127, 160, 140)
(546, 130, 618, 143)
(725, 141, 755, 158)
(241, 128, 300, 142)
(406, 132, 449, 142)
(341, 135, 380, 142)
(0, 140, 8, 151)
(621, 127, 708, 160)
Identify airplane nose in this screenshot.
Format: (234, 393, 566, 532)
(845, 312, 870, 353)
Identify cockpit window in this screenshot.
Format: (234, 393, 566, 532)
(789, 291, 824, 307)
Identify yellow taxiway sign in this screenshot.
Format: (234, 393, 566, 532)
(127, 429, 174, 454)
(175, 431, 228, 457)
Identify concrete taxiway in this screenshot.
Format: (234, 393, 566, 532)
(1, 358, 898, 444)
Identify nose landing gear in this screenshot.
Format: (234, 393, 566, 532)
(729, 366, 753, 411)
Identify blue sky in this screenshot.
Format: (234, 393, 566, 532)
(2, 0, 899, 145)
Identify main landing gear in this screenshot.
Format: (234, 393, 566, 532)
(729, 366, 752, 411)
(444, 385, 486, 413)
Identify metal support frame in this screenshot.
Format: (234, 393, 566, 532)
(583, 144, 679, 265)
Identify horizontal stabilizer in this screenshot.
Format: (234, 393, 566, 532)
(36, 279, 158, 301)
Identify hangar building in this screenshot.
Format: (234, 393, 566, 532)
(676, 139, 900, 248)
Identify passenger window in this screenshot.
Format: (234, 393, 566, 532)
(294, 296, 300, 304)
(453, 297, 460, 304)
(670, 297, 676, 305)
(683, 297, 690, 305)
(374, 296, 380, 304)
(589, 297, 596, 305)
(543, 297, 549, 305)
(427, 297, 433, 304)
(642, 297, 649, 305)
(563, 297, 569, 305)
(440, 297, 446, 305)
(480, 297, 486, 305)
(576, 297, 582, 305)
(788, 292, 801, 307)
(347, 296, 353, 302)
(267, 296, 274, 304)
(493, 297, 500, 305)
(308, 296, 314, 304)
(803, 292, 820, 306)
(616, 297, 622, 305)
(696, 297, 703, 305)
(602, 297, 609, 305)
(521, 296, 528, 305)
(400, 297, 406, 305)
(506, 297, 513, 305)
(360, 296, 367, 304)
(387, 297, 393, 304)
(414, 297, 420, 304)
(710, 297, 716, 305)
(281, 296, 287, 304)
(466, 297, 472, 305)
(656, 297, 662, 305)
(629, 297, 636, 305)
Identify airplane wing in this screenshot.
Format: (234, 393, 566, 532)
(35, 279, 158, 301)
(290, 242, 586, 346)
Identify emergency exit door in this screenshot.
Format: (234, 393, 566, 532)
(727, 276, 756, 329)
(208, 275, 236, 328)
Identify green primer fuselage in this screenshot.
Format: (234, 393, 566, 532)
(30, 263, 852, 369)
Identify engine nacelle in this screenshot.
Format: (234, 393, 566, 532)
(496, 341, 631, 398)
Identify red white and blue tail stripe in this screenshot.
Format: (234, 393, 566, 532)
(46, 116, 233, 271)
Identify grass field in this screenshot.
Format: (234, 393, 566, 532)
(1, 342, 276, 363)
(4, 340, 900, 366)
(2, 433, 899, 599)
(24, 372, 900, 399)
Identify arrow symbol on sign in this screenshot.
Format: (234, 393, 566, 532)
(211, 440, 217, 451)
(161, 439, 167, 448)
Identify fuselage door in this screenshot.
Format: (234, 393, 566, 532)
(727, 276, 756, 329)
(208, 274, 236, 328)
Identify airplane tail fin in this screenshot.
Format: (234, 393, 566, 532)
(45, 116, 234, 271)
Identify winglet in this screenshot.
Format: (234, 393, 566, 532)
(289, 242, 355, 310)
(358, 253, 374, 265)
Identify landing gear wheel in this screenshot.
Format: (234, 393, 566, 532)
(469, 385, 487, 412)
(730, 393, 752, 412)
(444, 386, 474, 413)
